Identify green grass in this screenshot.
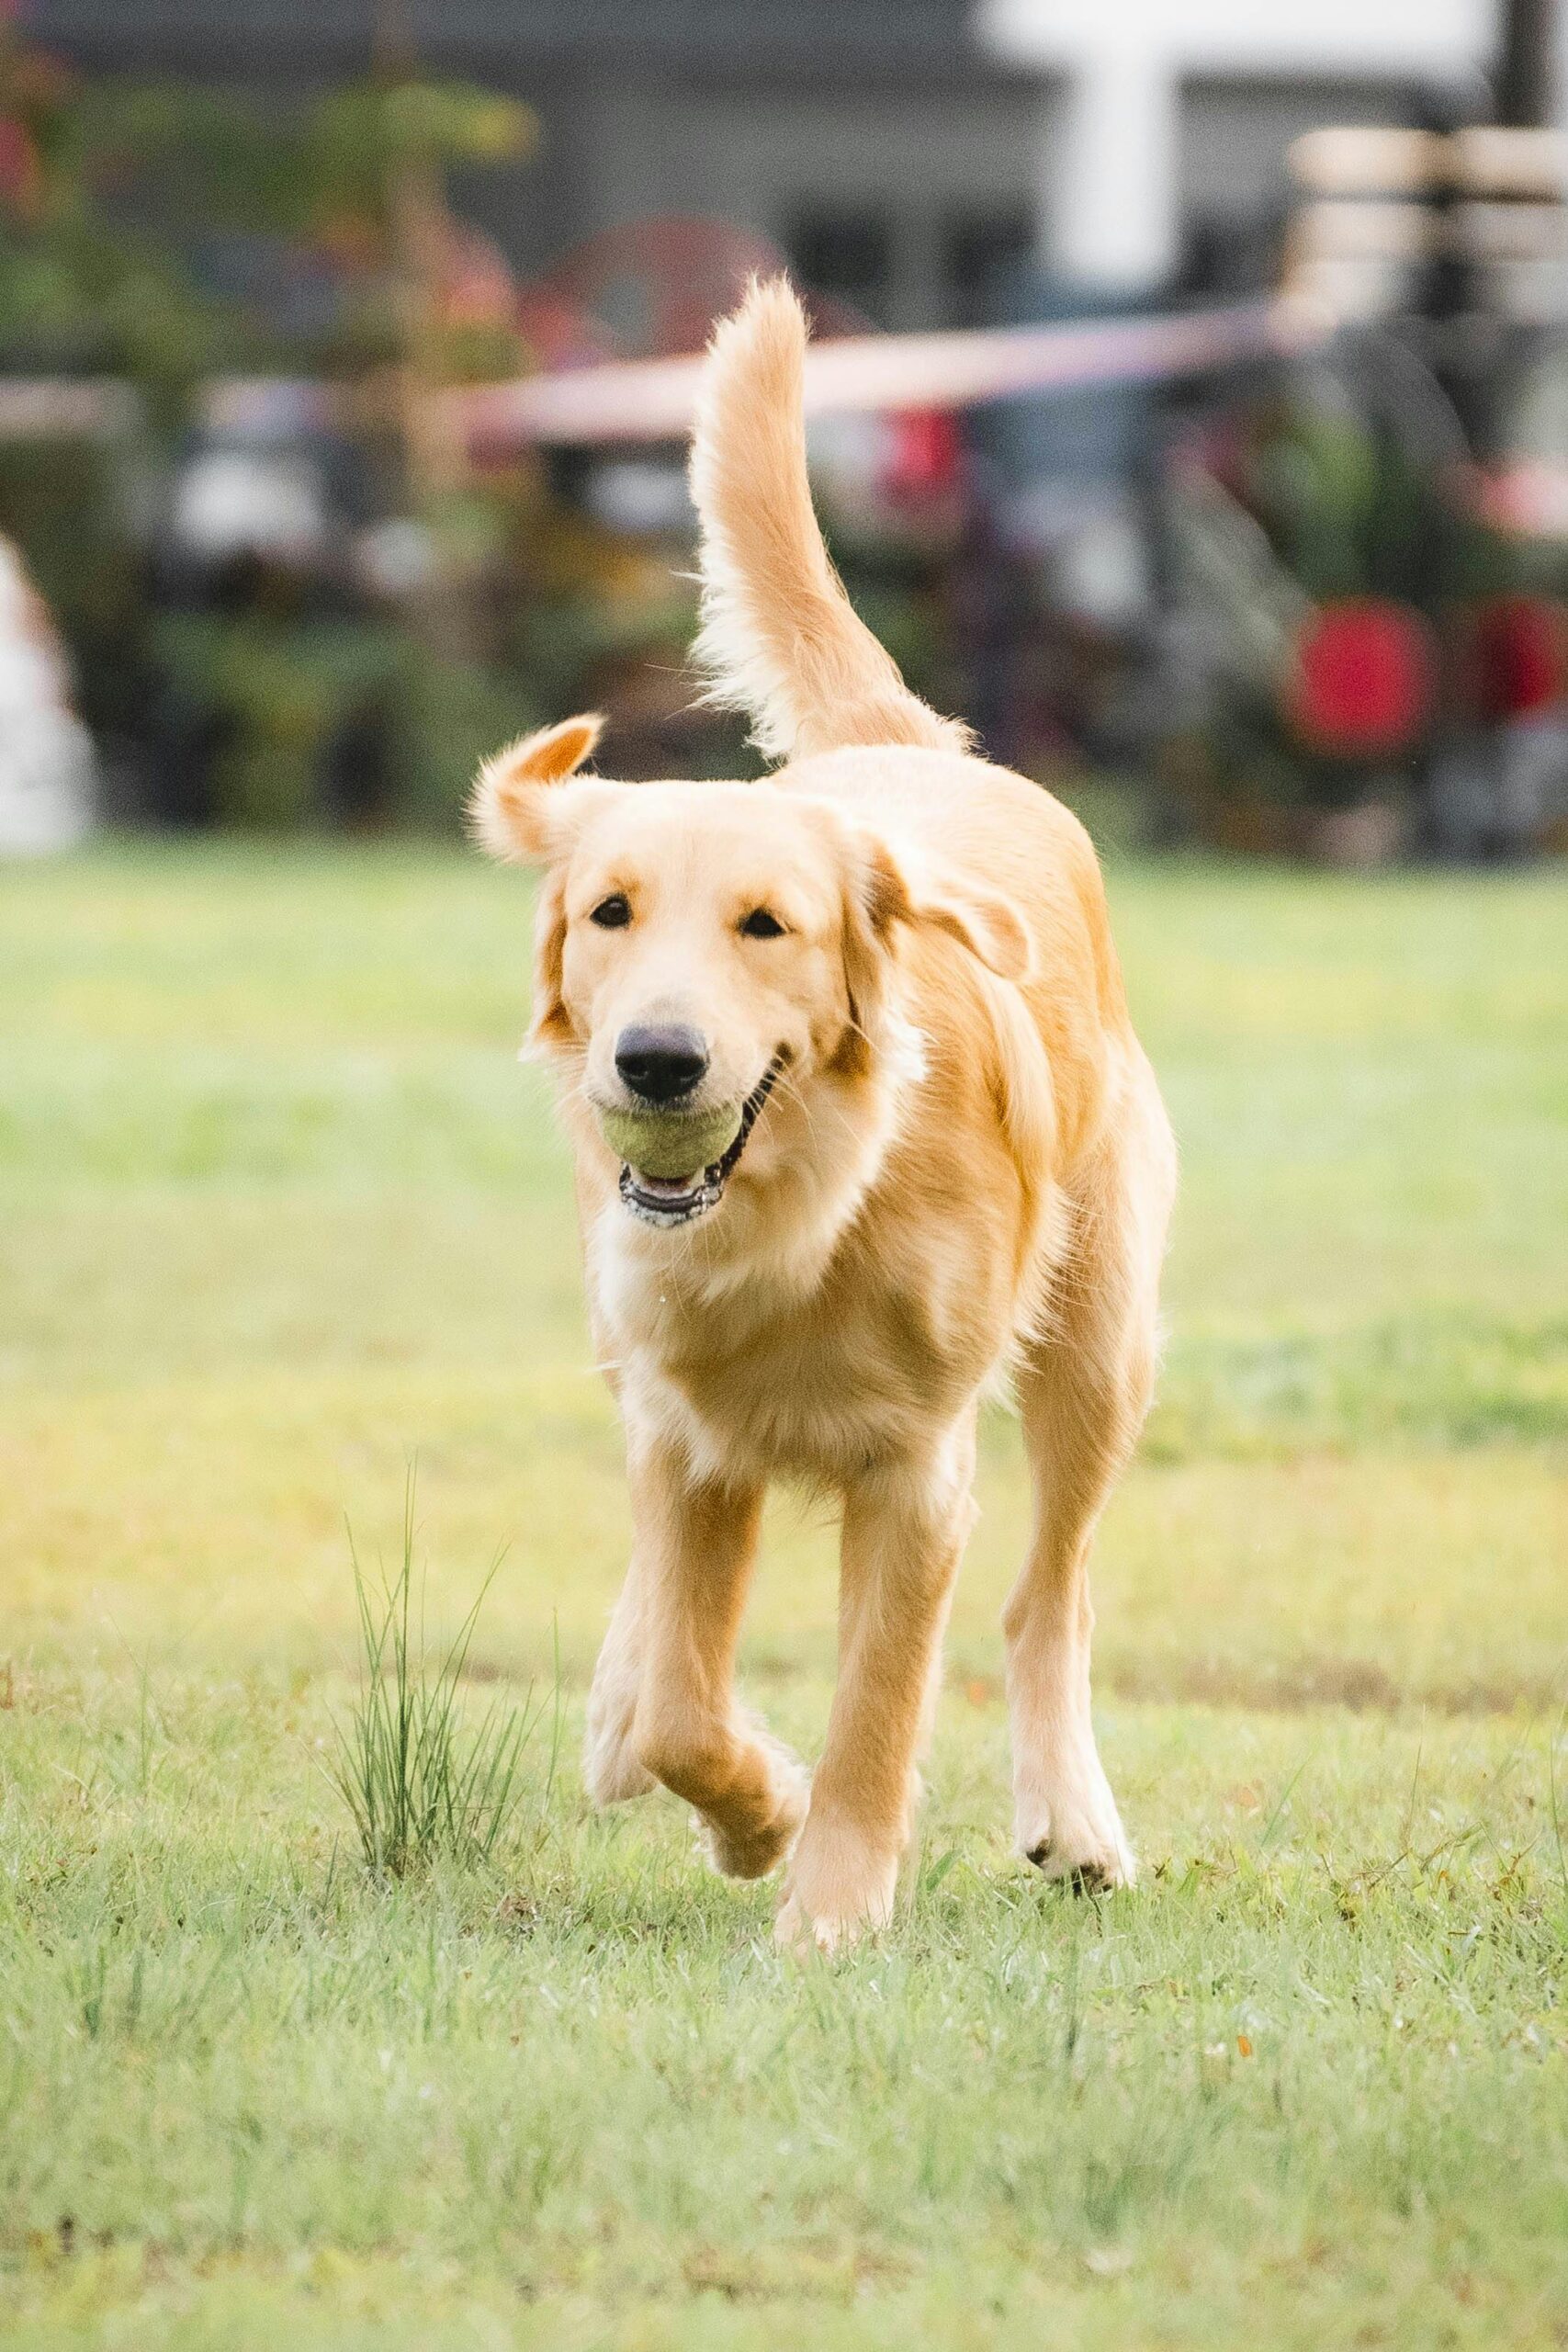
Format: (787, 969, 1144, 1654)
(1, 841, 1566, 2348)
(327, 1476, 558, 1880)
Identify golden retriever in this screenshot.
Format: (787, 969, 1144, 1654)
(472, 278, 1175, 1951)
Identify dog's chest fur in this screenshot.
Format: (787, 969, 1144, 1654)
(589, 1186, 1020, 1487)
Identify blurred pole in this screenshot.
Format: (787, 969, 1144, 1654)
(1495, 0, 1557, 125)
(373, 0, 476, 668)
(1417, 0, 1560, 854)
(1042, 52, 1179, 293)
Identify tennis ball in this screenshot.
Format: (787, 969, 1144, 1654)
(597, 1101, 743, 1179)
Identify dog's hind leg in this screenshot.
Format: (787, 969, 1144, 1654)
(1005, 1073, 1174, 1889)
(626, 1439, 808, 1881)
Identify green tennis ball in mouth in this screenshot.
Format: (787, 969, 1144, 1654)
(597, 1101, 744, 1180)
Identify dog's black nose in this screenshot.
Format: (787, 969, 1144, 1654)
(615, 1023, 708, 1103)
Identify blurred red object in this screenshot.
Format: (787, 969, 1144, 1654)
(513, 288, 617, 374)
(881, 409, 964, 503)
(0, 114, 39, 215)
(1287, 598, 1433, 756)
(525, 218, 788, 362)
(1469, 593, 1568, 720)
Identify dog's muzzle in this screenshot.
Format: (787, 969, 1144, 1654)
(618, 1057, 784, 1227)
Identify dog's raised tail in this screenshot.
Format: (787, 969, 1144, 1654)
(689, 277, 971, 764)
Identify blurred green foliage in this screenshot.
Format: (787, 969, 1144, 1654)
(0, 19, 562, 829)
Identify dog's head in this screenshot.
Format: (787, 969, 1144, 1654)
(472, 717, 1027, 1229)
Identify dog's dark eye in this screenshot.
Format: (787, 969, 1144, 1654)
(590, 894, 631, 929)
(739, 907, 786, 939)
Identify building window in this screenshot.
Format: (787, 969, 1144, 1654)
(942, 209, 1034, 327)
(788, 209, 894, 326)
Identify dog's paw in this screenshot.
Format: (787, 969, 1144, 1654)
(1022, 1838, 1134, 1894)
(1015, 1775, 1136, 1892)
(773, 1888, 851, 1957)
(700, 1751, 809, 1882)
(774, 1822, 897, 1956)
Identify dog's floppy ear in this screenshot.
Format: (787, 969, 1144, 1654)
(853, 828, 1032, 984)
(468, 714, 604, 864)
(525, 865, 574, 1054)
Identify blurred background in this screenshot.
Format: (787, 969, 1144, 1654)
(2, 0, 1563, 1696)
(4, 0, 1568, 856)
(4, 27, 1564, 2335)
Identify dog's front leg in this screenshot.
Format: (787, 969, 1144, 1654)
(777, 1421, 977, 1954)
(584, 1552, 657, 1805)
(626, 1436, 808, 1881)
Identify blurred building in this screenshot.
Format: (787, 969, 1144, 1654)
(27, 0, 1542, 326)
(979, 0, 1513, 292)
(28, 1, 1036, 332)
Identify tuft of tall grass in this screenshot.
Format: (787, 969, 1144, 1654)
(329, 1476, 558, 1878)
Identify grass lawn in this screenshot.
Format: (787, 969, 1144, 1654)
(1, 840, 1565, 2348)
